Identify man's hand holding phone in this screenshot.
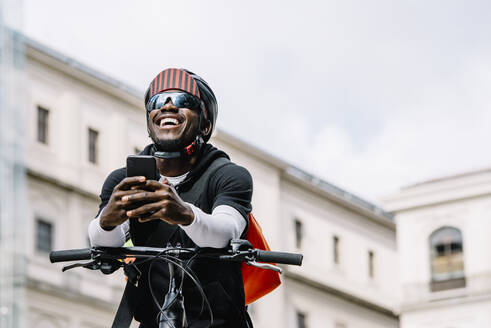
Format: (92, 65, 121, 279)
(122, 179, 195, 226)
(99, 155, 195, 230)
(99, 176, 148, 230)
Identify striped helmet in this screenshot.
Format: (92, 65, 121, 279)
(144, 68, 217, 142)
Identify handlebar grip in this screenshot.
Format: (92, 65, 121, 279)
(49, 248, 92, 263)
(256, 250, 303, 266)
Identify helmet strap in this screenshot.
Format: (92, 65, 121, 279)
(154, 135, 204, 159)
(153, 112, 206, 159)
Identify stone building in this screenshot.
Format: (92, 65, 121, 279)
(15, 37, 399, 328)
(383, 168, 491, 328)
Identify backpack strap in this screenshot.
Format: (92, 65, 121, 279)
(111, 156, 231, 328)
(111, 282, 140, 328)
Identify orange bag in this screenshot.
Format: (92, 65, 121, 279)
(242, 213, 281, 305)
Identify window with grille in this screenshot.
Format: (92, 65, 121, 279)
(430, 226, 466, 291)
(368, 250, 375, 279)
(333, 235, 340, 264)
(294, 219, 303, 249)
(36, 219, 53, 252)
(88, 128, 99, 164)
(37, 106, 49, 144)
(296, 311, 307, 328)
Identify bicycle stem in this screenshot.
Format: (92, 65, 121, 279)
(159, 257, 188, 328)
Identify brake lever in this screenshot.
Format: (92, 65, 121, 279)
(62, 261, 100, 272)
(245, 261, 283, 274)
(61, 260, 122, 274)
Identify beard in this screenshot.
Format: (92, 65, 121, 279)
(149, 125, 199, 152)
(151, 136, 188, 152)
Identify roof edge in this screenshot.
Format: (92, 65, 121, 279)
(214, 130, 394, 224)
(402, 166, 491, 190)
(24, 35, 143, 102)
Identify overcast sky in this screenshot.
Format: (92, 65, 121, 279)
(22, 0, 491, 203)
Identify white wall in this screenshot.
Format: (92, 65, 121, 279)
(385, 170, 491, 328)
(284, 279, 398, 328)
(280, 179, 398, 312)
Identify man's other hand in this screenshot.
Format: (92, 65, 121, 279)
(99, 176, 148, 230)
(121, 179, 195, 226)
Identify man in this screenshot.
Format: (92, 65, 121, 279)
(88, 68, 253, 328)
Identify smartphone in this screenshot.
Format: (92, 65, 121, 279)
(126, 155, 159, 180)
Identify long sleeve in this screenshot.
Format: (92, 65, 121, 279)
(180, 204, 246, 248)
(88, 210, 129, 247)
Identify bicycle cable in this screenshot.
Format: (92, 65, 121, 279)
(147, 253, 214, 327)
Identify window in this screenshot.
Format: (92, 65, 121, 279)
(36, 219, 53, 252)
(333, 235, 340, 264)
(296, 311, 307, 328)
(294, 219, 303, 249)
(430, 227, 465, 291)
(37, 106, 49, 144)
(88, 128, 99, 164)
(368, 250, 375, 279)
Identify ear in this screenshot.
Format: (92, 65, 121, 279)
(201, 119, 212, 138)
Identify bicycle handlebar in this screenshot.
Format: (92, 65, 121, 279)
(50, 245, 303, 266)
(256, 250, 303, 266)
(50, 248, 92, 263)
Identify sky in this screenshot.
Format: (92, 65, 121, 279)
(21, 0, 491, 203)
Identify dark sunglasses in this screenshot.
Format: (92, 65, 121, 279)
(146, 92, 202, 112)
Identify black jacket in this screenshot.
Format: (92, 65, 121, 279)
(97, 144, 253, 328)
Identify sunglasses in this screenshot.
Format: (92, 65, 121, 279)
(146, 92, 203, 113)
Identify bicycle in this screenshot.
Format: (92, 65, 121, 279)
(49, 239, 303, 328)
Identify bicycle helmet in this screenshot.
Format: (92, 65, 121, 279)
(144, 68, 217, 159)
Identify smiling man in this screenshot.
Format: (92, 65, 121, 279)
(88, 69, 253, 328)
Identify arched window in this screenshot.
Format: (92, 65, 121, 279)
(429, 227, 465, 291)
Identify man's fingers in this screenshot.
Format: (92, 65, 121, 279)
(138, 216, 158, 223)
(121, 191, 163, 203)
(139, 180, 170, 191)
(116, 176, 147, 191)
(126, 201, 164, 217)
(113, 189, 146, 200)
(138, 215, 175, 224)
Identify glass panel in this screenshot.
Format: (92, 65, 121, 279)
(333, 235, 339, 264)
(435, 244, 445, 256)
(430, 227, 464, 283)
(368, 250, 375, 278)
(296, 311, 307, 328)
(430, 227, 462, 246)
(88, 128, 98, 164)
(294, 219, 302, 249)
(36, 220, 53, 253)
(450, 242, 462, 253)
(37, 106, 49, 144)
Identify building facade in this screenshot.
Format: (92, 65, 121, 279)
(383, 169, 491, 328)
(17, 37, 399, 328)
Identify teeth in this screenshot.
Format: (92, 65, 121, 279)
(160, 118, 179, 127)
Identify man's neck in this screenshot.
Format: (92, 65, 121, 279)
(156, 155, 198, 177)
